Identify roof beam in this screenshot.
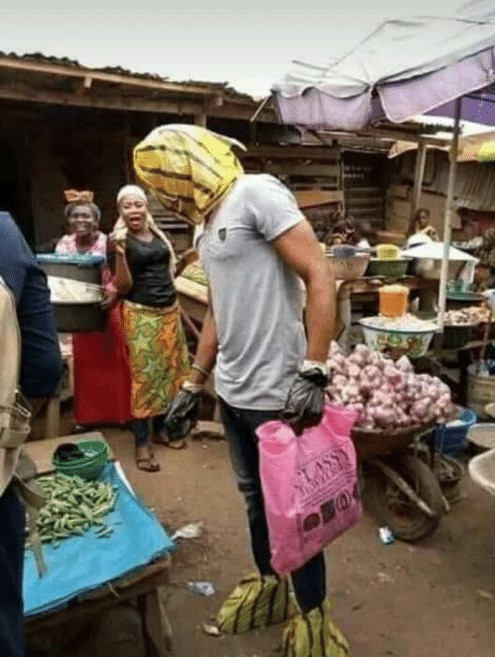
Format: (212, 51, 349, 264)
(322, 129, 448, 147)
(0, 82, 275, 122)
(0, 56, 220, 97)
(243, 145, 340, 159)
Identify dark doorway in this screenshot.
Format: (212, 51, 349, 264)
(0, 139, 34, 244)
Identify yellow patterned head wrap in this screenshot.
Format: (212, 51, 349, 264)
(133, 124, 245, 225)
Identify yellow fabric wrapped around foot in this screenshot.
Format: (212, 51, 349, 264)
(217, 573, 296, 634)
(281, 600, 350, 657)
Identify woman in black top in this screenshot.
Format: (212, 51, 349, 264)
(111, 185, 190, 472)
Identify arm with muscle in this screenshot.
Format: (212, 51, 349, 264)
(188, 288, 218, 386)
(273, 220, 335, 362)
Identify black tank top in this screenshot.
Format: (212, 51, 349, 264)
(125, 234, 176, 308)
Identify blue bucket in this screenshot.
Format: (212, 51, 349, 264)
(433, 407, 477, 455)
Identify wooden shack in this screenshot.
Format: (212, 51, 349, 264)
(0, 52, 403, 253)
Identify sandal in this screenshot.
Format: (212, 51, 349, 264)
(135, 447, 161, 472)
(152, 431, 186, 450)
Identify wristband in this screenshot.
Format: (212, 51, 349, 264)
(192, 363, 211, 378)
(182, 380, 204, 394)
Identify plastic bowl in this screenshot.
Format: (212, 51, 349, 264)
(467, 423, 495, 450)
(359, 319, 435, 359)
(469, 449, 495, 496)
(485, 403, 495, 420)
(53, 439, 109, 480)
(366, 258, 410, 278)
(326, 253, 370, 281)
(376, 244, 400, 260)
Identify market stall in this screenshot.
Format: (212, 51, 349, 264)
(271, 1, 495, 330)
(22, 434, 175, 657)
(176, 254, 441, 350)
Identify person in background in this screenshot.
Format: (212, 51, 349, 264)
(0, 211, 62, 657)
(325, 210, 355, 247)
(413, 208, 438, 241)
(475, 227, 495, 291)
(55, 190, 132, 428)
(55, 190, 107, 256)
(352, 220, 375, 249)
(110, 185, 190, 472)
(133, 125, 346, 657)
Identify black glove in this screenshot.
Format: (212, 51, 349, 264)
(164, 387, 202, 441)
(280, 366, 328, 436)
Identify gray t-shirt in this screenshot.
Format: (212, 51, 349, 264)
(198, 174, 306, 410)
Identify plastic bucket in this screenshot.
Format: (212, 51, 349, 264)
(378, 285, 409, 318)
(467, 366, 495, 419)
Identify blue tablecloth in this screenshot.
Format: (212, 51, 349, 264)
(23, 463, 174, 617)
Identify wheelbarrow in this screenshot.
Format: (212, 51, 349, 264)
(352, 423, 447, 542)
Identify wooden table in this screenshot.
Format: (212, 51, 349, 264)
(175, 275, 208, 324)
(23, 434, 173, 657)
(176, 273, 439, 338)
(337, 275, 438, 300)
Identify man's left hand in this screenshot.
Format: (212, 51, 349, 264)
(164, 384, 202, 441)
(280, 364, 328, 436)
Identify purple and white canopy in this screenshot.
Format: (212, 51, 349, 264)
(272, 0, 495, 130)
(272, 0, 495, 330)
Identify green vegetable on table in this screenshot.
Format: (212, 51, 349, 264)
(25, 473, 119, 548)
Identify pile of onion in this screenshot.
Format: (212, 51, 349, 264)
(327, 343, 455, 430)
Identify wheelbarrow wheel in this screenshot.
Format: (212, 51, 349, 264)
(367, 454, 444, 542)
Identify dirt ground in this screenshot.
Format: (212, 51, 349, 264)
(89, 428, 495, 657)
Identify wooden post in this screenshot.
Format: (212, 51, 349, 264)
(437, 98, 462, 332)
(123, 114, 133, 182)
(407, 141, 428, 235)
(141, 587, 173, 657)
(193, 112, 207, 128)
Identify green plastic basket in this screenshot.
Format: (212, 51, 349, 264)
(366, 258, 410, 278)
(53, 440, 109, 480)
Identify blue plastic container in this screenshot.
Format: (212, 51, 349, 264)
(433, 407, 478, 455)
(36, 252, 107, 332)
(36, 253, 104, 286)
(36, 253, 105, 266)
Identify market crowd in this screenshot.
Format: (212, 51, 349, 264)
(3, 123, 494, 657)
(1, 123, 352, 657)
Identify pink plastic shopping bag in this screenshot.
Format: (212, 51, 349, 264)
(257, 404, 362, 576)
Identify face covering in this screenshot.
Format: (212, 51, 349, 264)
(133, 124, 245, 225)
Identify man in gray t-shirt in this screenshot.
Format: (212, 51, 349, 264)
(139, 125, 343, 657)
(198, 174, 306, 410)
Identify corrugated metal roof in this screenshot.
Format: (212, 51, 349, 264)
(0, 50, 254, 101)
(0, 51, 277, 123)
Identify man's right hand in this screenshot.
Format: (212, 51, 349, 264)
(164, 385, 202, 441)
